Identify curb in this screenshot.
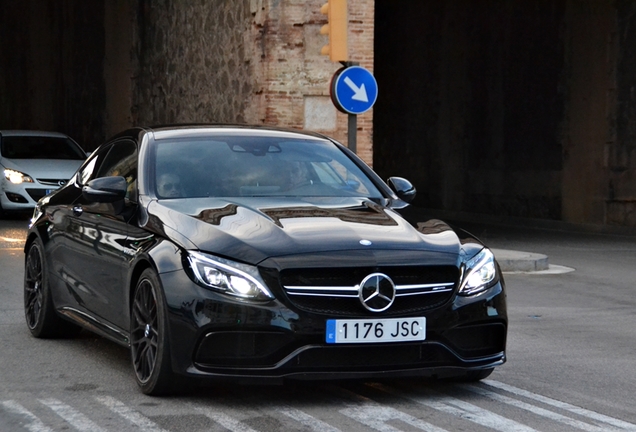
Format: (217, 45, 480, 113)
(492, 248, 549, 272)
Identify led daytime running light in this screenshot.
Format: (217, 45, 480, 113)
(459, 248, 497, 296)
(187, 251, 273, 300)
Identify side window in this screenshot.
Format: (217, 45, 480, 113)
(95, 140, 138, 202)
(77, 144, 113, 186)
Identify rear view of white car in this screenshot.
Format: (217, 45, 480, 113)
(0, 130, 87, 217)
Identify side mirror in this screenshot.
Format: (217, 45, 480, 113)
(387, 176, 416, 203)
(82, 176, 127, 203)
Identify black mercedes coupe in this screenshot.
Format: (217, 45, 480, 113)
(24, 125, 507, 395)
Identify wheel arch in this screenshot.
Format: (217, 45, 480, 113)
(24, 232, 38, 255)
(127, 239, 184, 317)
(24, 222, 51, 256)
(127, 258, 157, 316)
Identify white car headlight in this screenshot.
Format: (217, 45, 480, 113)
(4, 168, 34, 184)
(187, 251, 274, 300)
(458, 248, 497, 296)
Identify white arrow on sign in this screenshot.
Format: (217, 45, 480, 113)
(343, 76, 369, 103)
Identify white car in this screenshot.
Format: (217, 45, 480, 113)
(0, 130, 88, 216)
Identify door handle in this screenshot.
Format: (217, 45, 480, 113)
(72, 205, 83, 217)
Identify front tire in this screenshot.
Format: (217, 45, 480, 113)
(24, 238, 81, 338)
(130, 269, 175, 395)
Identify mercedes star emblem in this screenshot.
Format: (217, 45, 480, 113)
(358, 273, 396, 312)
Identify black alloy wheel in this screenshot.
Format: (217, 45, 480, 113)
(24, 241, 45, 331)
(130, 269, 174, 395)
(24, 238, 80, 338)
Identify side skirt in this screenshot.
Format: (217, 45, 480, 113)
(58, 307, 130, 347)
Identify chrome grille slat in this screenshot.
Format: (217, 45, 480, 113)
(286, 292, 358, 298)
(396, 282, 454, 290)
(284, 286, 358, 292)
(37, 178, 68, 186)
(395, 289, 453, 297)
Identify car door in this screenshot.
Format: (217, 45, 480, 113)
(60, 139, 138, 335)
(46, 143, 114, 312)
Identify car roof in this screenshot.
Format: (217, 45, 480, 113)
(135, 124, 330, 142)
(0, 130, 71, 138)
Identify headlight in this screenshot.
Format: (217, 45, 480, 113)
(187, 251, 274, 300)
(4, 168, 34, 184)
(458, 248, 497, 296)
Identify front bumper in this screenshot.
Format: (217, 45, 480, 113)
(1, 180, 59, 210)
(160, 270, 507, 382)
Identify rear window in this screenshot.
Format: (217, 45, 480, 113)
(1, 136, 85, 160)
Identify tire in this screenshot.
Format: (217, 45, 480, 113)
(130, 269, 175, 395)
(24, 238, 81, 338)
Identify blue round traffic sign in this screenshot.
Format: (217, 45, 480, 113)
(330, 66, 378, 115)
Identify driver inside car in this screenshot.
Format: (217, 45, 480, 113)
(287, 161, 312, 190)
(157, 173, 184, 198)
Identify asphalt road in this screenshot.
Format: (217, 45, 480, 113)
(1, 214, 635, 432)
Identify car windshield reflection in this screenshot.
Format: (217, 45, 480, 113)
(153, 136, 383, 199)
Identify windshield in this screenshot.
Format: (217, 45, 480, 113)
(153, 136, 384, 199)
(1, 136, 86, 160)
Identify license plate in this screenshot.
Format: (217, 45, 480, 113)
(326, 317, 426, 344)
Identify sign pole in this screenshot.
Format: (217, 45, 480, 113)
(348, 113, 357, 153)
(343, 61, 358, 153)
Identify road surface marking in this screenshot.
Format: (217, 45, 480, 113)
(39, 398, 106, 432)
(483, 380, 636, 431)
(279, 406, 342, 432)
(0, 400, 53, 432)
(341, 404, 450, 432)
(95, 395, 169, 432)
(369, 383, 537, 432)
(194, 406, 261, 432)
(464, 384, 614, 432)
(328, 385, 449, 432)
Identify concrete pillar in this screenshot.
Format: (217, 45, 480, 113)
(561, 1, 614, 224)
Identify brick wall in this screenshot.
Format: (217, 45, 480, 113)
(247, 0, 375, 164)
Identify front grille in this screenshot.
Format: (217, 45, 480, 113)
(37, 178, 68, 186)
(280, 266, 458, 316)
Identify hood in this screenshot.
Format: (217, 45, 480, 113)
(147, 197, 462, 265)
(0, 158, 83, 179)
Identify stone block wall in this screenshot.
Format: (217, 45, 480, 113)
(132, 0, 255, 125)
